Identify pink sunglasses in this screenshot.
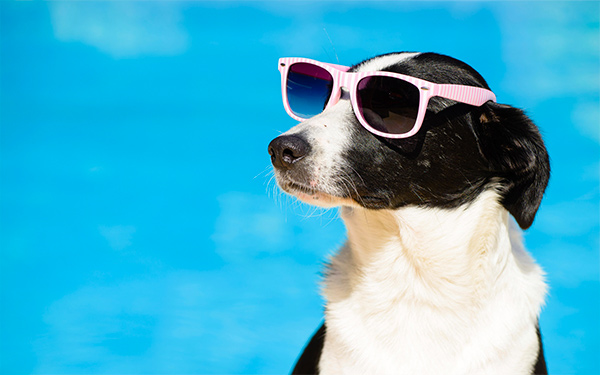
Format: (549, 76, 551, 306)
(278, 57, 497, 139)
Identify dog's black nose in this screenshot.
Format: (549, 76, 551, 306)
(268, 135, 311, 169)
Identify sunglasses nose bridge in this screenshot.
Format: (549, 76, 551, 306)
(340, 86, 352, 100)
(329, 80, 352, 104)
(326, 83, 346, 107)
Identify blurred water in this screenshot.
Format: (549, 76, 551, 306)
(1, 1, 598, 374)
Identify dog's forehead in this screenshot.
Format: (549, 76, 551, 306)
(354, 52, 421, 72)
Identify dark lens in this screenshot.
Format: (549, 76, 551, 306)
(287, 63, 333, 118)
(357, 76, 420, 135)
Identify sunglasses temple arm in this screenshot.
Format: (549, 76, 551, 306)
(435, 84, 497, 106)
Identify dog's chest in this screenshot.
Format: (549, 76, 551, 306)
(321, 250, 479, 374)
(318, 212, 544, 374)
(321, 269, 539, 374)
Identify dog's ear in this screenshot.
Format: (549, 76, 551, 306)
(474, 102, 550, 229)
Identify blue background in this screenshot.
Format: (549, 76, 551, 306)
(1, 1, 598, 374)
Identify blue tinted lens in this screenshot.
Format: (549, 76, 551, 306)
(286, 63, 333, 118)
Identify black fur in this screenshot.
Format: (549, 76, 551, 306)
(291, 322, 548, 375)
(473, 102, 551, 229)
(291, 323, 326, 375)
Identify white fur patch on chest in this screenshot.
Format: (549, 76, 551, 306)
(319, 191, 547, 375)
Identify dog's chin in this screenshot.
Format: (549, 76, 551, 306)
(278, 179, 356, 208)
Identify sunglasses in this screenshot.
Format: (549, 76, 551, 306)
(278, 57, 497, 139)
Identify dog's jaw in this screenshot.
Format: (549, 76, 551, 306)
(278, 181, 354, 208)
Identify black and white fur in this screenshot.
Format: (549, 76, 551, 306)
(268, 52, 550, 375)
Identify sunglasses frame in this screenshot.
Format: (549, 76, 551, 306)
(278, 57, 497, 139)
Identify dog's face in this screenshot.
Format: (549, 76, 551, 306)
(268, 52, 550, 229)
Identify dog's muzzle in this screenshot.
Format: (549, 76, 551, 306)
(268, 133, 354, 207)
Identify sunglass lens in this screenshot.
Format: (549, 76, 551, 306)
(287, 63, 334, 119)
(357, 76, 420, 135)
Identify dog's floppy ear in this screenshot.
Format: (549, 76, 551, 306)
(474, 102, 550, 229)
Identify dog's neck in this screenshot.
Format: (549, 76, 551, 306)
(326, 190, 541, 311)
(320, 190, 546, 373)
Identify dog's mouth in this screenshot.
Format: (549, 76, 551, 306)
(280, 178, 330, 201)
(276, 175, 349, 207)
(281, 179, 318, 196)
(276, 175, 390, 209)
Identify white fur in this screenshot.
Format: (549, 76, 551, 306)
(320, 190, 547, 374)
(356, 52, 420, 72)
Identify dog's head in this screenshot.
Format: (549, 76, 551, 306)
(268, 52, 550, 229)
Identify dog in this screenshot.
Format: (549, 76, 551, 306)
(268, 52, 550, 375)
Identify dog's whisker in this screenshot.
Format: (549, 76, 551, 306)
(255, 164, 275, 180)
(347, 164, 367, 187)
(409, 184, 425, 204)
(337, 177, 355, 202)
(266, 175, 276, 193)
(338, 170, 365, 207)
(343, 174, 361, 199)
